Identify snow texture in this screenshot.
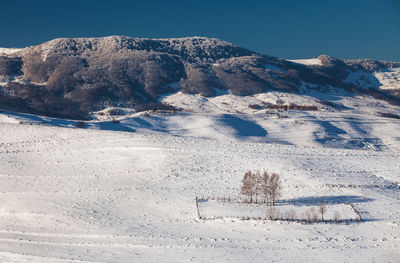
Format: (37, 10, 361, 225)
(0, 48, 23, 55)
(346, 68, 400, 91)
(289, 58, 323, 66)
(0, 102, 400, 262)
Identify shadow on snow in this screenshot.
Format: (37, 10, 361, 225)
(219, 114, 267, 137)
(279, 195, 374, 206)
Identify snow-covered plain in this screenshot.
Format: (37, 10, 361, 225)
(1, 100, 400, 262)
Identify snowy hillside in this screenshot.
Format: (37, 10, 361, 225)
(1, 102, 400, 262)
(345, 67, 400, 90)
(1, 36, 400, 119)
(288, 58, 323, 66)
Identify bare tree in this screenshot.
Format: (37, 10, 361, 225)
(240, 171, 255, 203)
(240, 170, 282, 205)
(310, 207, 318, 222)
(260, 171, 270, 204)
(333, 210, 341, 223)
(253, 170, 263, 203)
(267, 207, 280, 220)
(318, 204, 327, 222)
(269, 173, 282, 206)
(284, 209, 296, 221)
(304, 210, 312, 223)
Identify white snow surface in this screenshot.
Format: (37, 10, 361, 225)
(0, 48, 23, 55)
(199, 200, 358, 221)
(289, 58, 323, 66)
(264, 64, 286, 72)
(1, 98, 400, 262)
(374, 68, 400, 90)
(346, 68, 400, 90)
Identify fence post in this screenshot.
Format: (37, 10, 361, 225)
(195, 196, 201, 219)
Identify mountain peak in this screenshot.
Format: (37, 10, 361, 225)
(18, 36, 254, 62)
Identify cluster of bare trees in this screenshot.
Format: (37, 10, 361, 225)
(267, 207, 297, 221)
(267, 205, 344, 223)
(0, 56, 22, 76)
(302, 205, 335, 223)
(240, 170, 282, 205)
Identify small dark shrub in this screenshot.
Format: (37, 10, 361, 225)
(108, 108, 124, 116)
(134, 102, 177, 113)
(248, 104, 263, 110)
(0, 56, 22, 76)
(111, 118, 120, 124)
(378, 112, 400, 119)
(266, 103, 318, 111)
(75, 121, 85, 128)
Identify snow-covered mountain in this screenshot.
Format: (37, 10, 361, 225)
(0, 36, 399, 119)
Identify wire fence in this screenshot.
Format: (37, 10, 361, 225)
(195, 196, 363, 224)
(197, 215, 362, 224)
(196, 195, 359, 206)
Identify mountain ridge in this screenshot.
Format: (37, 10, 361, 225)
(0, 36, 399, 119)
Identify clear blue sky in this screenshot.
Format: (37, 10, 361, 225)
(1, 0, 399, 61)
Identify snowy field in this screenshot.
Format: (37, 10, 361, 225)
(0, 106, 400, 262)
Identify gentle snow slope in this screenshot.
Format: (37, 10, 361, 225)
(0, 116, 399, 262)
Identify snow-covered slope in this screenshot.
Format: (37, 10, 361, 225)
(374, 68, 400, 90)
(0, 47, 23, 55)
(0, 112, 399, 262)
(288, 58, 323, 66)
(1, 84, 400, 151)
(345, 68, 400, 90)
(1, 36, 400, 119)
